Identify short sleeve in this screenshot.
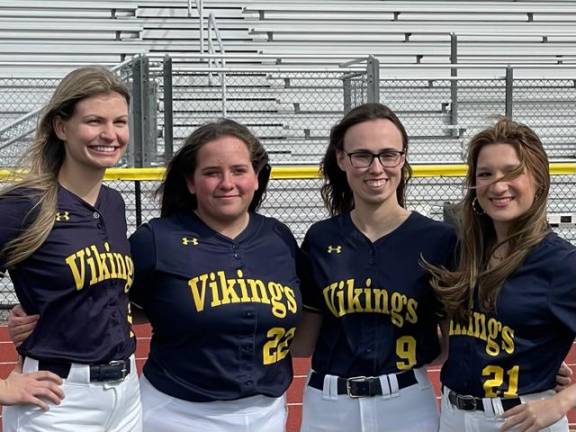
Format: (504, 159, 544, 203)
(128, 223, 157, 308)
(272, 219, 299, 259)
(548, 249, 576, 334)
(298, 235, 324, 313)
(0, 191, 37, 270)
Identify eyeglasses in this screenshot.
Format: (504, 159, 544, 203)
(345, 150, 405, 168)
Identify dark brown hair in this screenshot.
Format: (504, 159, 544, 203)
(427, 118, 550, 321)
(159, 119, 271, 217)
(320, 103, 412, 215)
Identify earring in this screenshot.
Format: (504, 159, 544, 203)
(472, 197, 485, 215)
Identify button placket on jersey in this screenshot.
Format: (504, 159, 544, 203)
(92, 209, 114, 319)
(364, 242, 378, 361)
(93, 210, 107, 237)
(233, 242, 255, 387)
(240, 306, 256, 387)
(368, 242, 376, 265)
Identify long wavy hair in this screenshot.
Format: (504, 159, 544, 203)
(427, 118, 550, 322)
(0, 67, 129, 268)
(159, 119, 271, 218)
(320, 103, 412, 215)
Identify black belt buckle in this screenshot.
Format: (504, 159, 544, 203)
(90, 359, 130, 382)
(449, 391, 482, 411)
(346, 376, 381, 398)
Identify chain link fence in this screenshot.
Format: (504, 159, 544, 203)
(160, 65, 369, 166)
(0, 57, 145, 169)
(0, 77, 59, 167)
(2, 59, 576, 169)
(373, 76, 576, 165)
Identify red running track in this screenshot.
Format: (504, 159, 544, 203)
(0, 324, 575, 431)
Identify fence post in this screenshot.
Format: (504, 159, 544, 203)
(450, 33, 459, 137)
(163, 55, 174, 162)
(131, 57, 144, 168)
(505, 66, 514, 119)
(342, 74, 352, 113)
(134, 180, 142, 227)
(366, 55, 380, 104)
(132, 56, 156, 167)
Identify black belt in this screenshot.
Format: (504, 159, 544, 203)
(38, 359, 131, 382)
(308, 369, 418, 398)
(446, 389, 522, 412)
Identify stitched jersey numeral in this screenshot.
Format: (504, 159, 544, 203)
(395, 335, 417, 370)
(482, 365, 519, 397)
(263, 327, 296, 365)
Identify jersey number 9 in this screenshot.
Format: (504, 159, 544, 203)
(396, 336, 417, 370)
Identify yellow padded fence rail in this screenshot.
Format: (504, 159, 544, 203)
(0, 163, 575, 181)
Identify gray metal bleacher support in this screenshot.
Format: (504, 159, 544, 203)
(163, 55, 174, 162)
(131, 55, 158, 167)
(450, 33, 458, 138)
(505, 66, 514, 119)
(367, 56, 380, 104)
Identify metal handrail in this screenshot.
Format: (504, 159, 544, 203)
(188, 0, 204, 55)
(207, 12, 227, 116)
(0, 109, 39, 137)
(0, 128, 35, 151)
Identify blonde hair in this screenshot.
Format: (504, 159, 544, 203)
(1, 67, 129, 267)
(426, 118, 550, 322)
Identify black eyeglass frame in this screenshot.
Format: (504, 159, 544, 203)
(345, 150, 406, 168)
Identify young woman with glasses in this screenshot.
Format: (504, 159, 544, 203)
(292, 103, 457, 432)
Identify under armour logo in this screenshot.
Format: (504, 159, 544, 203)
(55, 211, 70, 222)
(181, 236, 199, 246)
(327, 245, 342, 254)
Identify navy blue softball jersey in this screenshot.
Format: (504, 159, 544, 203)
(301, 211, 456, 378)
(129, 211, 302, 402)
(0, 186, 135, 363)
(442, 232, 576, 398)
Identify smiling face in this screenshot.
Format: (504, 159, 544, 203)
(55, 91, 129, 173)
(475, 143, 537, 237)
(336, 118, 405, 209)
(186, 135, 259, 233)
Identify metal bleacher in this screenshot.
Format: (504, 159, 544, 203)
(243, 1, 576, 64)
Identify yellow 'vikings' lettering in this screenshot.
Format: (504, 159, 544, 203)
(65, 242, 133, 291)
(322, 278, 419, 327)
(449, 312, 515, 356)
(187, 269, 298, 318)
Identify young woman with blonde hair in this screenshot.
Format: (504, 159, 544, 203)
(0, 66, 142, 431)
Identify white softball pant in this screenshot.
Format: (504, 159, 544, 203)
(300, 367, 439, 432)
(139, 375, 287, 432)
(440, 387, 569, 432)
(2, 355, 142, 432)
